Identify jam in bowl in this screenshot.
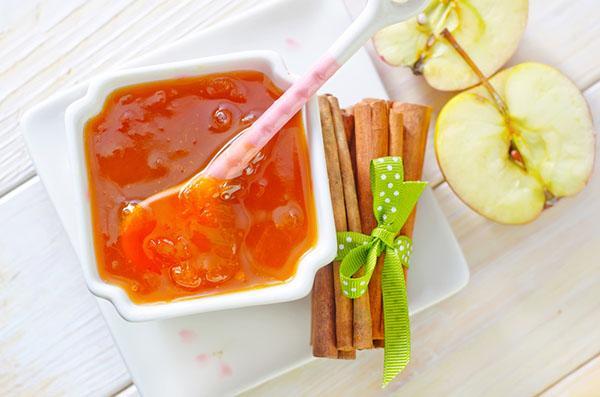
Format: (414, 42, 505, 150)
(65, 51, 336, 321)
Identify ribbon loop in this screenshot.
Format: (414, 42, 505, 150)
(337, 243, 373, 298)
(334, 156, 427, 387)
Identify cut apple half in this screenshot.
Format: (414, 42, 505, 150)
(435, 62, 595, 224)
(373, 0, 529, 91)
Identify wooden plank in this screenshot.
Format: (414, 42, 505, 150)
(0, 178, 130, 396)
(344, 0, 600, 186)
(242, 82, 600, 396)
(0, 0, 89, 71)
(540, 353, 600, 397)
(1, 1, 600, 395)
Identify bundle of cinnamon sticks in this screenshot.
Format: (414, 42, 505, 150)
(311, 95, 431, 359)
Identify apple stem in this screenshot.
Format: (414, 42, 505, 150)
(440, 28, 531, 170)
(440, 29, 509, 116)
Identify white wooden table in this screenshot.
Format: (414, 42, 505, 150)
(1, 0, 599, 395)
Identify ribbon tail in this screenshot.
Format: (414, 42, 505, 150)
(387, 181, 427, 231)
(381, 249, 410, 387)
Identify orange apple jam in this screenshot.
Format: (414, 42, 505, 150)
(84, 71, 316, 303)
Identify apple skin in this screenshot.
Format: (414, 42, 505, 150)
(435, 62, 596, 224)
(373, 0, 529, 91)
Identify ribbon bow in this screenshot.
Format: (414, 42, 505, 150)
(336, 156, 426, 387)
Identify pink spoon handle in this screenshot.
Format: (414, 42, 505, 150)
(206, 55, 340, 179)
(205, 0, 427, 180)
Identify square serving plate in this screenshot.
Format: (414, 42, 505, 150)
(21, 0, 469, 395)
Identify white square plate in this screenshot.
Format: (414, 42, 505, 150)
(22, 0, 469, 395)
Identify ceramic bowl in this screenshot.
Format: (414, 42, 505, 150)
(64, 50, 336, 321)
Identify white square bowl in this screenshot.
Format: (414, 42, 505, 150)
(64, 50, 337, 322)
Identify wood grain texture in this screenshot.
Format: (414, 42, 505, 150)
(540, 353, 600, 397)
(0, 179, 130, 396)
(1, 0, 600, 395)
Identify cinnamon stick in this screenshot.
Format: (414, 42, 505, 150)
(311, 265, 337, 358)
(311, 96, 343, 358)
(392, 102, 431, 238)
(389, 109, 404, 160)
(342, 108, 354, 144)
(354, 100, 389, 240)
(349, 106, 400, 343)
(354, 100, 389, 345)
(327, 96, 359, 233)
(337, 350, 356, 360)
(327, 95, 373, 352)
(376, 103, 430, 344)
(369, 100, 389, 342)
(389, 107, 407, 284)
(342, 108, 357, 180)
(320, 96, 354, 354)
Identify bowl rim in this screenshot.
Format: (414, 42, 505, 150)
(64, 50, 336, 321)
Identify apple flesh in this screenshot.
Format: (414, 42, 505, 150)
(373, 0, 528, 91)
(435, 62, 595, 224)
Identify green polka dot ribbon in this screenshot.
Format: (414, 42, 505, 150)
(335, 156, 427, 387)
